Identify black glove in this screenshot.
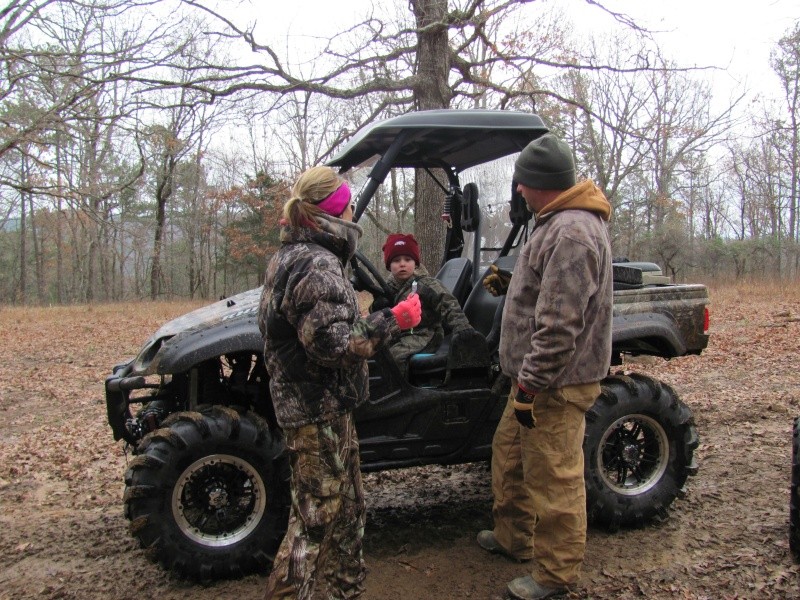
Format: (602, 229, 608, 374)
(513, 385, 537, 429)
(417, 281, 437, 305)
(483, 264, 512, 296)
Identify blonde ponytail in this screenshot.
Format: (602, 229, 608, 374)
(283, 166, 343, 229)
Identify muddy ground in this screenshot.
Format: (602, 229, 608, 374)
(0, 283, 799, 599)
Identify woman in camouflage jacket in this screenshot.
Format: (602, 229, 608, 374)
(258, 166, 420, 600)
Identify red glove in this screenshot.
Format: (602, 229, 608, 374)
(390, 293, 422, 330)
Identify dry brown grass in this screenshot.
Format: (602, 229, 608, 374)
(705, 279, 800, 304)
(1, 282, 799, 599)
(0, 299, 206, 322)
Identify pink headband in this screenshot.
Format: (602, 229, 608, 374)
(315, 182, 351, 217)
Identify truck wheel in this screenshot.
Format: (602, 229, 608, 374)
(584, 373, 698, 531)
(123, 406, 290, 580)
(791, 417, 800, 558)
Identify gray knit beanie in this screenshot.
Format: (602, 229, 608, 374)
(513, 134, 576, 190)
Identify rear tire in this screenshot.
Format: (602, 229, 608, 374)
(791, 416, 800, 559)
(584, 373, 698, 531)
(123, 406, 290, 580)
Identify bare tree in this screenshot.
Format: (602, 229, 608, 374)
(0, 0, 173, 168)
(116, 0, 649, 266)
(771, 22, 800, 275)
(555, 33, 653, 252)
(143, 97, 211, 300)
(0, 0, 184, 302)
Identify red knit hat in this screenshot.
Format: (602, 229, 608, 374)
(383, 233, 420, 270)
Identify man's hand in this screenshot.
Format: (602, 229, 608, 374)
(483, 264, 512, 296)
(513, 385, 536, 429)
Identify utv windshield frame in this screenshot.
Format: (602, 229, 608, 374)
(328, 109, 548, 220)
(327, 109, 548, 271)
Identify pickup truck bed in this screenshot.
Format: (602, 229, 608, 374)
(613, 283, 709, 359)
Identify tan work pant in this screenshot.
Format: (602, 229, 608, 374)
(491, 381, 600, 587)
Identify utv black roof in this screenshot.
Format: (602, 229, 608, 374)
(328, 109, 549, 172)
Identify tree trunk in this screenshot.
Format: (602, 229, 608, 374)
(86, 217, 96, 303)
(28, 193, 44, 303)
(411, 0, 452, 270)
(18, 187, 26, 305)
(151, 154, 175, 300)
(55, 138, 64, 304)
(789, 91, 798, 278)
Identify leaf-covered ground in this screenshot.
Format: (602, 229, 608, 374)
(0, 283, 798, 599)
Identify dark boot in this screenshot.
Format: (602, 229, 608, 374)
(476, 530, 529, 563)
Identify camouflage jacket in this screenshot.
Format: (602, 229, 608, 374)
(259, 215, 400, 429)
(385, 266, 472, 362)
(500, 180, 613, 392)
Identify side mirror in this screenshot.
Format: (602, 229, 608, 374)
(509, 181, 532, 226)
(461, 182, 480, 232)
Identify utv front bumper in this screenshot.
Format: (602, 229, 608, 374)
(105, 361, 153, 442)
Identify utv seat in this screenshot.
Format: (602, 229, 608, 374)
(433, 257, 473, 307)
(407, 257, 512, 387)
(463, 256, 517, 348)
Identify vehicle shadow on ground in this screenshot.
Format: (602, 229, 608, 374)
(362, 462, 494, 554)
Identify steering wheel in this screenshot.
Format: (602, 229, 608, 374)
(350, 250, 393, 304)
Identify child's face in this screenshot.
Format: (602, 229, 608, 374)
(389, 255, 416, 281)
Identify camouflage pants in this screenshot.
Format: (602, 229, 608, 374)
(264, 413, 366, 600)
(389, 332, 434, 376)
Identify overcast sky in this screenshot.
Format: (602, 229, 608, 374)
(594, 0, 799, 101)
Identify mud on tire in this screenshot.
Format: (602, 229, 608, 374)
(123, 406, 290, 580)
(584, 372, 698, 531)
(791, 416, 800, 559)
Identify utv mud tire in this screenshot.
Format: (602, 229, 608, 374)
(584, 373, 698, 531)
(123, 407, 290, 580)
(791, 416, 800, 559)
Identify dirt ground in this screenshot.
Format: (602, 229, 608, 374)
(1, 282, 799, 600)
